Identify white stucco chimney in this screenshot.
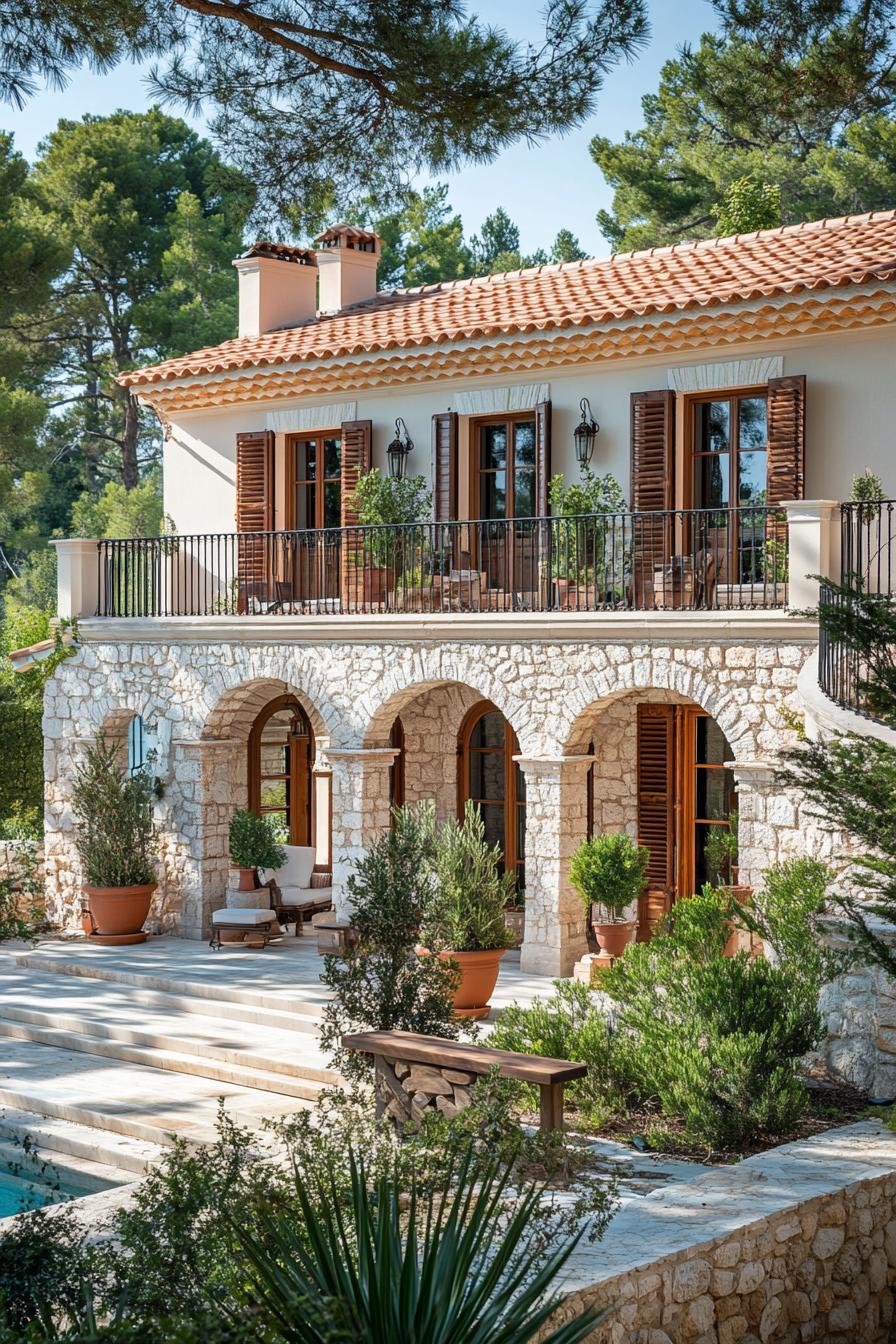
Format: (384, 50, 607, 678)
(232, 242, 318, 338)
(314, 224, 381, 313)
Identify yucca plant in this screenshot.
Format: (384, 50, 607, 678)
(233, 1142, 608, 1343)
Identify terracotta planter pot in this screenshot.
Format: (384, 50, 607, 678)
(234, 867, 257, 892)
(591, 920, 636, 959)
(503, 908, 525, 948)
(84, 883, 155, 941)
(721, 885, 754, 957)
(439, 948, 506, 1020)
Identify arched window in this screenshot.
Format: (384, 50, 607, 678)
(127, 714, 148, 775)
(389, 716, 405, 817)
(248, 695, 314, 845)
(458, 702, 525, 890)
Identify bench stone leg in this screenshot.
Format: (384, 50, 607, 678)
(539, 1082, 564, 1134)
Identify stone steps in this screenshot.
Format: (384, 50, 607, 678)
(0, 1037, 310, 1148)
(0, 1107, 166, 1177)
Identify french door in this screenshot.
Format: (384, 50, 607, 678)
(248, 695, 314, 846)
(472, 416, 538, 605)
(459, 702, 526, 890)
(688, 391, 769, 585)
(287, 433, 342, 602)
(636, 704, 737, 938)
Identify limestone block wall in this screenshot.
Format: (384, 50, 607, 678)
(549, 1124, 896, 1344)
(42, 629, 814, 960)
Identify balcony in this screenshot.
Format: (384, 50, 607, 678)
(87, 507, 790, 620)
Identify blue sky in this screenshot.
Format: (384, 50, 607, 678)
(2, 0, 715, 258)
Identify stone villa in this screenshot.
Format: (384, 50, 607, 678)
(30, 209, 896, 1086)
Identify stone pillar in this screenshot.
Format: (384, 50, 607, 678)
(168, 738, 242, 939)
(516, 756, 593, 978)
(326, 747, 397, 917)
(51, 538, 102, 620)
(780, 499, 840, 612)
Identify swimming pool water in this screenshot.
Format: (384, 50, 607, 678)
(0, 1160, 120, 1219)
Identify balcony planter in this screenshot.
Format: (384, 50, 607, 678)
(359, 564, 394, 606)
(84, 883, 155, 944)
(715, 582, 787, 609)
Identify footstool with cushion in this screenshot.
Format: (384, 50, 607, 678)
(209, 907, 281, 950)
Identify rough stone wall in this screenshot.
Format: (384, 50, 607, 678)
(554, 1173, 896, 1344)
(398, 682, 481, 821)
(43, 633, 812, 956)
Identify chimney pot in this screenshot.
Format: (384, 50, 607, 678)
(314, 224, 381, 313)
(233, 242, 318, 338)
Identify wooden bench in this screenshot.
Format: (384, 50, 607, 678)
(342, 1029, 587, 1134)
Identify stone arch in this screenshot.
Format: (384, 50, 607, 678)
(358, 649, 528, 751)
(558, 658, 756, 762)
(201, 676, 331, 754)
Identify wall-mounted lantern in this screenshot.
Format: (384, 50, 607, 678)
(387, 417, 414, 479)
(574, 397, 599, 469)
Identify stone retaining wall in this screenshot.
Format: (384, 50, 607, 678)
(549, 1122, 896, 1344)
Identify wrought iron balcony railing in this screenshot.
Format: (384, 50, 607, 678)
(818, 499, 896, 719)
(95, 506, 788, 619)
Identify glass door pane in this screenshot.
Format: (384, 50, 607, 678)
(736, 396, 768, 583)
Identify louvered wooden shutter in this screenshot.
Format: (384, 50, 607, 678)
(340, 419, 372, 527)
(767, 374, 805, 506)
(630, 391, 675, 605)
(235, 431, 275, 602)
(432, 412, 458, 521)
(340, 419, 372, 612)
(636, 704, 675, 940)
(534, 400, 552, 519)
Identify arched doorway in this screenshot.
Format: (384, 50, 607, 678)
(458, 702, 525, 890)
(247, 694, 314, 845)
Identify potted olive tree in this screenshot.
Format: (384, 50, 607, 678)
(71, 736, 158, 945)
(424, 802, 516, 1019)
(229, 810, 286, 891)
(348, 469, 432, 606)
(704, 810, 752, 955)
(548, 469, 626, 609)
(569, 831, 648, 958)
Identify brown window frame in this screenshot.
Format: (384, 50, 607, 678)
(286, 429, 343, 533)
(683, 385, 770, 583)
(247, 694, 314, 847)
(457, 700, 525, 889)
(468, 411, 538, 522)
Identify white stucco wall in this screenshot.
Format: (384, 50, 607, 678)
(160, 324, 896, 538)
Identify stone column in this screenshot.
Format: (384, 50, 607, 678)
(326, 747, 397, 917)
(168, 737, 242, 939)
(516, 755, 593, 978)
(780, 499, 840, 612)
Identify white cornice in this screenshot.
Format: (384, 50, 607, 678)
(72, 611, 819, 647)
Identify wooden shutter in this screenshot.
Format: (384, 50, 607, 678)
(534, 400, 552, 518)
(636, 704, 675, 940)
(340, 419, 372, 527)
(630, 391, 675, 605)
(432, 412, 458, 521)
(235, 430, 274, 600)
(767, 375, 805, 506)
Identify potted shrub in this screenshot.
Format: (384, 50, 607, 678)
(424, 802, 516, 1019)
(229, 810, 286, 891)
(348, 469, 432, 605)
(71, 736, 158, 945)
(503, 889, 526, 948)
(569, 831, 648, 959)
(548, 469, 626, 609)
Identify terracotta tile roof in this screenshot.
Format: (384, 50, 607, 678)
(239, 241, 317, 266)
(122, 210, 896, 388)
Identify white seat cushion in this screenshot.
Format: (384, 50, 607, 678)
(212, 908, 278, 926)
(260, 845, 315, 892)
(275, 885, 332, 909)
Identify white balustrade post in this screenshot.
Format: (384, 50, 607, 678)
(780, 500, 840, 612)
(51, 538, 101, 620)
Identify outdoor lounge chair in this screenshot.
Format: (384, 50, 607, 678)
(259, 844, 334, 933)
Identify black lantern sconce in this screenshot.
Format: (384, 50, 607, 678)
(387, 417, 414, 479)
(573, 397, 599, 469)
